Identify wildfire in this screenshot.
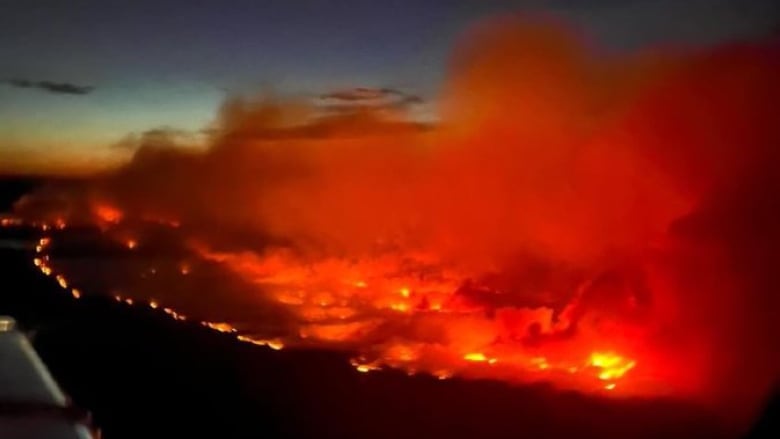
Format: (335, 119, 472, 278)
(10, 18, 778, 428)
(187, 245, 647, 394)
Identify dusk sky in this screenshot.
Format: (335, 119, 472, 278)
(1, 0, 777, 174)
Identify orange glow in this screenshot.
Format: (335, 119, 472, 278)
(389, 302, 410, 312)
(531, 357, 549, 370)
(125, 239, 137, 250)
(94, 204, 123, 224)
(589, 352, 636, 381)
(203, 321, 237, 333)
(192, 245, 647, 394)
(1, 217, 23, 227)
(237, 335, 285, 350)
(464, 353, 488, 362)
(56, 275, 68, 289)
(71, 288, 81, 299)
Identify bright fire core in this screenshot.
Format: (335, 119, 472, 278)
(195, 245, 653, 394)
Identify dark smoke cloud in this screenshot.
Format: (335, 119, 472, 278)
(4, 78, 94, 95)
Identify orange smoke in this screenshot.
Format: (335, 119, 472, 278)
(16, 15, 779, 429)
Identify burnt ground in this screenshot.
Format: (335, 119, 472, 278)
(0, 177, 776, 439)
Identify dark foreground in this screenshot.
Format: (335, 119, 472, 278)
(0, 180, 776, 439)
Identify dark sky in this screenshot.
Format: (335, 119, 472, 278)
(1, 0, 777, 173)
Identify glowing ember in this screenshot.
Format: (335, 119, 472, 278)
(71, 288, 81, 299)
(125, 239, 137, 250)
(94, 205, 123, 224)
(237, 335, 285, 350)
(203, 321, 237, 333)
(0, 217, 23, 227)
(56, 275, 68, 289)
(531, 357, 549, 370)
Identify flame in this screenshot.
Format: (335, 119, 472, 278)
(191, 245, 645, 393)
(1, 216, 23, 227)
(56, 275, 68, 289)
(464, 352, 488, 362)
(203, 321, 237, 333)
(237, 335, 285, 350)
(589, 352, 636, 381)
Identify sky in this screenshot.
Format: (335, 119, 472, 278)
(1, 0, 778, 175)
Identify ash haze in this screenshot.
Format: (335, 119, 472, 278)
(0, 0, 778, 174)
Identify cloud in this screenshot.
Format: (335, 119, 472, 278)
(111, 127, 200, 151)
(319, 87, 424, 112)
(4, 78, 94, 95)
